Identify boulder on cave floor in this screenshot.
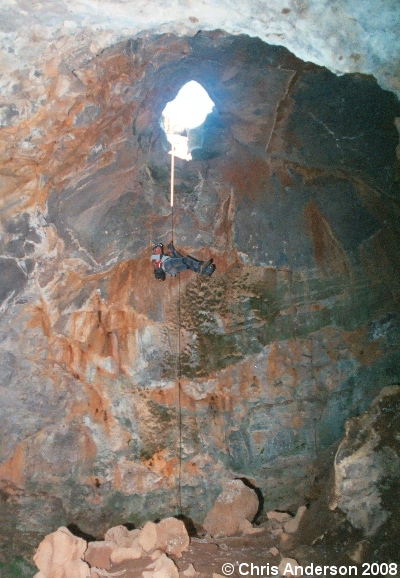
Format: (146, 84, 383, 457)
(105, 525, 141, 548)
(110, 545, 143, 565)
(156, 517, 190, 558)
(262, 506, 307, 538)
(84, 541, 118, 570)
(202, 479, 260, 538)
(33, 526, 87, 578)
(143, 552, 179, 578)
(138, 521, 158, 553)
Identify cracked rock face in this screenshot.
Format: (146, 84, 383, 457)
(0, 30, 399, 562)
(331, 386, 400, 538)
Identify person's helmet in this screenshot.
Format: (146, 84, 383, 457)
(152, 243, 163, 252)
(154, 267, 166, 281)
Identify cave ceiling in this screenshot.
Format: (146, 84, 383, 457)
(0, 0, 400, 100)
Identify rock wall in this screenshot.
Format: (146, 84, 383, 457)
(0, 32, 399, 559)
(331, 386, 400, 538)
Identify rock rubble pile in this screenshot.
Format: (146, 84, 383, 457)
(32, 480, 310, 578)
(33, 517, 189, 578)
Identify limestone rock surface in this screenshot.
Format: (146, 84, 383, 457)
(84, 541, 117, 571)
(143, 552, 179, 578)
(267, 512, 292, 523)
(283, 506, 307, 534)
(62, 559, 91, 578)
(155, 517, 190, 558)
(104, 526, 139, 548)
(330, 386, 400, 536)
(110, 545, 143, 564)
(33, 527, 87, 577)
(138, 522, 159, 553)
(202, 479, 259, 537)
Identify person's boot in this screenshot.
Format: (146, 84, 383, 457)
(199, 259, 213, 275)
(203, 264, 215, 276)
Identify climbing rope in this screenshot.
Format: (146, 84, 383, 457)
(176, 275, 183, 514)
(169, 139, 183, 515)
(170, 141, 175, 244)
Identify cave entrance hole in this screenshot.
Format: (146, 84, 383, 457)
(161, 80, 215, 162)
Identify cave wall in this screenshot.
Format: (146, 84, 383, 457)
(0, 31, 399, 557)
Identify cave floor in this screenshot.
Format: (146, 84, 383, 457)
(111, 525, 360, 578)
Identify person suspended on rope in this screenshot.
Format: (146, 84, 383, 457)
(151, 243, 215, 281)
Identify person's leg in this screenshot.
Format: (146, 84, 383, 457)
(165, 250, 214, 276)
(163, 257, 189, 276)
(180, 256, 214, 275)
(181, 256, 202, 273)
(167, 242, 183, 258)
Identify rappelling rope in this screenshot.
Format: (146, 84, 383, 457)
(170, 142, 175, 244)
(170, 142, 183, 515)
(177, 275, 183, 514)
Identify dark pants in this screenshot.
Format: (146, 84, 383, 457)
(163, 247, 202, 276)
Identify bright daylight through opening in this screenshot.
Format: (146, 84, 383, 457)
(162, 81, 215, 134)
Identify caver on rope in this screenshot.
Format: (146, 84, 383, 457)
(150, 242, 215, 281)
